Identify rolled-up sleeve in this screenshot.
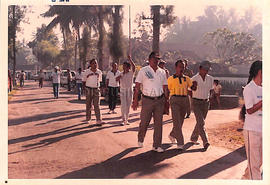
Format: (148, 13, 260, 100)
(135, 70, 143, 83)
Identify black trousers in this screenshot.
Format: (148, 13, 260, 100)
(108, 86, 118, 110)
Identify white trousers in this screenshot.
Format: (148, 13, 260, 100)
(242, 130, 262, 180)
(120, 87, 133, 121)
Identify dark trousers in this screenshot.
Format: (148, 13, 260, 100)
(53, 83, 59, 98)
(108, 86, 118, 110)
(20, 79, 24, 87)
(39, 78, 44, 88)
(67, 79, 71, 91)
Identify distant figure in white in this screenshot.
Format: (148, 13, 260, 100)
(116, 55, 136, 126)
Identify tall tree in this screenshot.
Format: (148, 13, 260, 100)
(143, 6, 176, 53)
(203, 28, 262, 65)
(28, 24, 60, 68)
(109, 5, 124, 64)
(80, 26, 91, 69)
(8, 5, 28, 86)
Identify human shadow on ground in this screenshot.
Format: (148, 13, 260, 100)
(9, 123, 122, 155)
(35, 114, 85, 126)
(113, 119, 173, 134)
(9, 96, 70, 104)
(178, 146, 246, 179)
(56, 143, 200, 179)
(8, 109, 84, 126)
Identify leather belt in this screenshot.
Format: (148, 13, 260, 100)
(142, 94, 164, 100)
(192, 98, 208, 101)
(86, 86, 98, 89)
(172, 95, 187, 97)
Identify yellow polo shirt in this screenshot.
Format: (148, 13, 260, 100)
(168, 75, 193, 96)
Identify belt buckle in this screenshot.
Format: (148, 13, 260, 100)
(153, 97, 158, 100)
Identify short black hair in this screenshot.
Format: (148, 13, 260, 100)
(175, 59, 185, 67)
(149, 51, 158, 60)
(214, 79, 219, 84)
(123, 62, 131, 68)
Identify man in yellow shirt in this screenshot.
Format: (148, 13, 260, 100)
(168, 60, 197, 150)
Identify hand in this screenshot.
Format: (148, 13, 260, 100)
(192, 81, 198, 87)
(132, 100, 138, 111)
(116, 75, 122, 81)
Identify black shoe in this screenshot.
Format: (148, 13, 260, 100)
(203, 143, 210, 151)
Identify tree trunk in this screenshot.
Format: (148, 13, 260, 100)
(152, 6, 161, 53)
(77, 27, 81, 69)
(62, 29, 70, 69)
(12, 5, 16, 87)
(97, 6, 105, 71)
(74, 35, 78, 70)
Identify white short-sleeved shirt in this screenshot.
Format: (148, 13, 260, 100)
(106, 70, 120, 87)
(192, 73, 214, 99)
(75, 72, 83, 83)
(213, 84, 222, 94)
(243, 80, 262, 132)
(119, 71, 134, 89)
(82, 69, 102, 88)
(52, 71, 61, 84)
(135, 65, 168, 97)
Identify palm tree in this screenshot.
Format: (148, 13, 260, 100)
(109, 5, 124, 64)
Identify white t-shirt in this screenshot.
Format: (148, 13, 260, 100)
(82, 69, 102, 88)
(243, 80, 262, 132)
(75, 72, 83, 83)
(106, 70, 120, 87)
(192, 73, 214, 99)
(119, 71, 134, 89)
(135, 65, 168, 97)
(52, 71, 61, 84)
(213, 84, 222, 94)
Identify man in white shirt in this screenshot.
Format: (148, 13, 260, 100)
(132, 51, 169, 153)
(75, 68, 83, 100)
(190, 60, 214, 151)
(82, 59, 104, 126)
(52, 66, 61, 99)
(116, 55, 136, 126)
(106, 63, 121, 114)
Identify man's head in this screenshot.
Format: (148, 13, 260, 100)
(148, 51, 160, 67)
(123, 62, 131, 72)
(89, 59, 98, 70)
(158, 59, 166, 69)
(214, 79, 219, 85)
(54, 66, 59, 72)
(199, 60, 211, 76)
(175, 60, 185, 76)
(67, 69, 70, 72)
(21, 70, 24, 72)
(111, 62, 118, 71)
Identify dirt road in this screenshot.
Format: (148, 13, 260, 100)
(8, 81, 247, 179)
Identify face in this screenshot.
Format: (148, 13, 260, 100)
(112, 63, 118, 71)
(176, 62, 185, 75)
(149, 54, 160, 67)
(199, 67, 209, 76)
(158, 62, 165, 69)
(90, 60, 98, 70)
(123, 64, 130, 72)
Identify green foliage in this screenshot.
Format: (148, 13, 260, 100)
(203, 28, 262, 65)
(28, 24, 60, 68)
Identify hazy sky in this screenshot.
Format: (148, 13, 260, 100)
(17, 0, 263, 44)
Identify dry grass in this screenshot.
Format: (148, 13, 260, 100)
(208, 121, 245, 151)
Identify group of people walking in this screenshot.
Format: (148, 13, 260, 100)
(44, 51, 262, 180)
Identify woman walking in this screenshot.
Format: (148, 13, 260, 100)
(241, 60, 262, 180)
